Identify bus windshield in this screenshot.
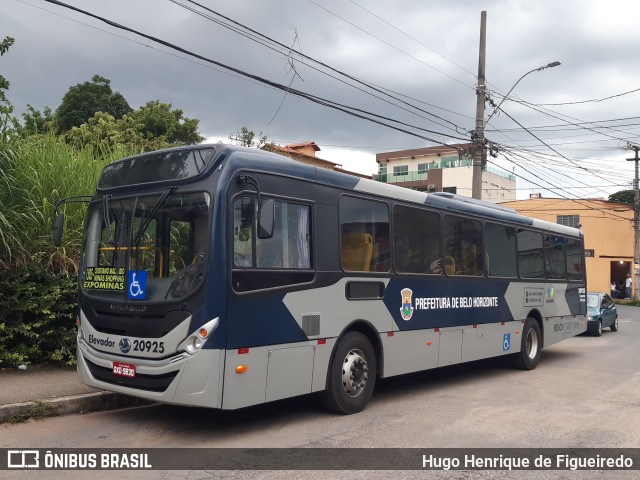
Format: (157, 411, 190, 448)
(80, 190, 211, 302)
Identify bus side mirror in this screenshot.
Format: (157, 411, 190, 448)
(258, 198, 275, 239)
(53, 211, 65, 247)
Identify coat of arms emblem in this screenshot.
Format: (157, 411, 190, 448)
(400, 288, 414, 321)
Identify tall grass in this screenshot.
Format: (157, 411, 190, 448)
(0, 134, 139, 273)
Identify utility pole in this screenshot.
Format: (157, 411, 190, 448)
(472, 11, 487, 200)
(627, 144, 640, 301)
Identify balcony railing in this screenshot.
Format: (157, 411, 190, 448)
(373, 163, 515, 183)
(373, 171, 430, 182)
(486, 165, 516, 181)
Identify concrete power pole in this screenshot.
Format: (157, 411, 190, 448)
(627, 144, 640, 301)
(472, 11, 487, 200)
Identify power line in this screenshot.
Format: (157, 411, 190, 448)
(42, 0, 466, 148)
(305, 0, 476, 91)
(347, 0, 478, 81)
(494, 153, 632, 223)
(173, 0, 469, 135)
(491, 108, 620, 194)
(533, 86, 640, 106)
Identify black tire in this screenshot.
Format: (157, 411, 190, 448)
(610, 316, 619, 332)
(513, 318, 542, 370)
(323, 331, 377, 415)
(593, 320, 603, 337)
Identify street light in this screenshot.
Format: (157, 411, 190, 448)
(485, 61, 561, 123)
(472, 59, 560, 200)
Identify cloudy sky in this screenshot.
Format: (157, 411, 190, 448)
(3, 0, 640, 199)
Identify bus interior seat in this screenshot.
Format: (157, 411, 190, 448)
(458, 243, 477, 275)
(341, 232, 373, 271)
(444, 255, 455, 275)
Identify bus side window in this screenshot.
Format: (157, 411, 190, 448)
(340, 196, 389, 272)
(545, 235, 567, 279)
(517, 229, 544, 279)
(566, 238, 584, 280)
(393, 205, 441, 274)
(443, 215, 483, 276)
(233, 196, 254, 267)
(485, 222, 517, 277)
(233, 196, 312, 270)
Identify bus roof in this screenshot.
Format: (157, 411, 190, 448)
(99, 144, 582, 238)
(219, 145, 582, 239)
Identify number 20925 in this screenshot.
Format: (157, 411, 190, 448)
(133, 339, 164, 353)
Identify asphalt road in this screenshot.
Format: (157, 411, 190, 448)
(2, 306, 639, 479)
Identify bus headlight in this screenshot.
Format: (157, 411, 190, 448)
(180, 317, 220, 355)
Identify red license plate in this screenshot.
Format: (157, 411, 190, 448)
(112, 362, 136, 378)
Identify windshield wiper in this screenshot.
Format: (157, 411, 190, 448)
(193, 149, 207, 173)
(102, 194, 114, 244)
(133, 187, 175, 248)
(102, 194, 121, 265)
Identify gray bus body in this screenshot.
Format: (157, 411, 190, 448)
(73, 144, 587, 414)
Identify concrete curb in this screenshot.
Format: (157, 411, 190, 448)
(0, 392, 151, 424)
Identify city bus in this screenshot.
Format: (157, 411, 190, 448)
(53, 144, 587, 414)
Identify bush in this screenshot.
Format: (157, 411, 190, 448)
(0, 264, 78, 367)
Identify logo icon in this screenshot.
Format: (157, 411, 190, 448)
(7, 450, 39, 468)
(503, 333, 511, 351)
(400, 288, 414, 321)
(546, 287, 555, 303)
(127, 270, 147, 300)
(119, 338, 131, 354)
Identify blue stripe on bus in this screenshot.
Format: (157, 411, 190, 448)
(384, 277, 512, 329)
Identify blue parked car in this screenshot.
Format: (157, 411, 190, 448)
(586, 292, 619, 336)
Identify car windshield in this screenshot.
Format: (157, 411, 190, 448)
(81, 191, 210, 302)
(586, 294, 599, 309)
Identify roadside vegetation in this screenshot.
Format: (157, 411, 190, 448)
(0, 37, 205, 366)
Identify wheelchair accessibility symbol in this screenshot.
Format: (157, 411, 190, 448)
(503, 333, 511, 351)
(127, 270, 147, 300)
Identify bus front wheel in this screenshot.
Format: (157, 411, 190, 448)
(323, 331, 377, 415)
(513, 318, 542, 370)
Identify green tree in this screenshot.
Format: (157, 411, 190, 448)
(64, 105, 203, 152)
(64, 111, 147, 151)
(608, 189, 634, 204)
(129, 100, 203, 145)
(229, 126, 268, 148)
(21, 104, 55, 136)
(0, 36, 19, 143)
(0, 36, 15, 105)
(55, 74, 132, 132)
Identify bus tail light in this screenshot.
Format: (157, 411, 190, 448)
(180, 317, 220, 355)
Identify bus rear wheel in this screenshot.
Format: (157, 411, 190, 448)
(323, 331, 377, 415)
(513, 318, 542, 370)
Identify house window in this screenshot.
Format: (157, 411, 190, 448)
(557, 215, 580, 228)
(417, 163, 429, 174)
(442, 186, 457, 194)
(378, 163, 387, 174)
(393, 165, 408, 176)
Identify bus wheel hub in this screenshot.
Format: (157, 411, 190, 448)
(341, 348, 369, 398)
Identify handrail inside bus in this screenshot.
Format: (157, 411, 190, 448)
(97, 246, 164, 278)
